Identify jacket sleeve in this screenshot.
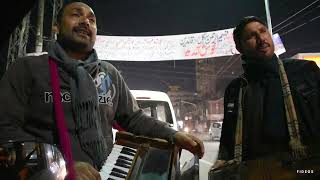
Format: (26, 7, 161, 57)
(113, 70, 177, 140)
(307, 60, 320, 90)
(217, 85, 232, 161)
(304, 61, 320, 133)
(0, 58, 35, 143)
(217, 79, 240, 161)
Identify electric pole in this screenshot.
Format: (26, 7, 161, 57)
(35, 0, 45, 53)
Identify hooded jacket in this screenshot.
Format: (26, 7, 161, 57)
(0, 53, 176, 167)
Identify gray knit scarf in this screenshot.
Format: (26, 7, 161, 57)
(48, 42, 107, 169)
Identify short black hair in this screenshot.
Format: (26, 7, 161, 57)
(233, 16, 267, 50)
(56, 1, 86, 24)
(56, 2, 70, 24)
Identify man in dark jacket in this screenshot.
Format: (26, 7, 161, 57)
(212, 16, 320, 174)
(0, 2, 204, 179)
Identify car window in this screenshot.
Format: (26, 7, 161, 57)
(137, 100, 173, 124)
(213, 123, 219, 128)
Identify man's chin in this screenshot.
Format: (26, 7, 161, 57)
(71, 36, 91, 46)
(68, 40, 93, 52)
(74, 35, 90, 44)
(257, 50, 274, 60)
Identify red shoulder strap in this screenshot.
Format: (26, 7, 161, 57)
(48, 57, 75, 180)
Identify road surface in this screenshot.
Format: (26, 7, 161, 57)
(180, 132, 220, 180)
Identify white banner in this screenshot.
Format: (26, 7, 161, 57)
(94, 29, 285, 61)
(273, 33, 286, 56)
(94, 28, 238, 61)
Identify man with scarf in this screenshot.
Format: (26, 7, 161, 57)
(0, 2, 204, 179)
(211, 16, 320, 177)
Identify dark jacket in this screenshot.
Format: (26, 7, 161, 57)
(0, 54, 176, 166)
(218, 58, 320, 161)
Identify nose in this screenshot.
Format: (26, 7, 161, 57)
(255, 33, 264, 43)
(79, 16, 90, 27)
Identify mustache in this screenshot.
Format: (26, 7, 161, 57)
(257, 41, 270, 49)
(73, 26, 91, 36)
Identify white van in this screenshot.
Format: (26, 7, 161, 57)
(112, 90, 178, 141)
(130, 90, 178, 130)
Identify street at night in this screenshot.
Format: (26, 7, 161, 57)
(180, 135, 220, 180)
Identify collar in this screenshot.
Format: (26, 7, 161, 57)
(48, 41, 100, 77)
(242, 54, 279, 80)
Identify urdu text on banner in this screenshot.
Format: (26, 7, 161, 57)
(94, 29, 285, 61)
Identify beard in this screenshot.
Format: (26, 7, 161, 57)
(57, 32, 93, 53)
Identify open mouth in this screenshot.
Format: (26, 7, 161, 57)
(75, 28, 90, 38)
(257, 43, 270, 51)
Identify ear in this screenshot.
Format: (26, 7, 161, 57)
(52, 23, 59, 40)
(52, 23, 59, 34)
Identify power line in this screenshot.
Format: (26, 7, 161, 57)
(216, 56, 242, 76)
(280, 15, 320, 36)
(310, 14, 320, 21)
(215, 55, 234, 76)
(273, 0, 319, 29)
(273, 5, 319, 33)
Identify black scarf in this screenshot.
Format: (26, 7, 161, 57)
(48, 42, 107, 169)
(242, 55, 289, 158)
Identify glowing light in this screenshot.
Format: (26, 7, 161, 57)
(302, 56, 320, 67)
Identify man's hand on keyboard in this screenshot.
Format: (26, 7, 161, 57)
(74, 161, 101, 180)
(173, 132, 205, 158)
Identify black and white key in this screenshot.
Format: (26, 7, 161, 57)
(100, 145, 137, 180)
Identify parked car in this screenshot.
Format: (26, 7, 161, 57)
(208, 122, 222, 141)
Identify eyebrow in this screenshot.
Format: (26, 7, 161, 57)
(70, 7, 96, 18)
(259, 26, 267, 31)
